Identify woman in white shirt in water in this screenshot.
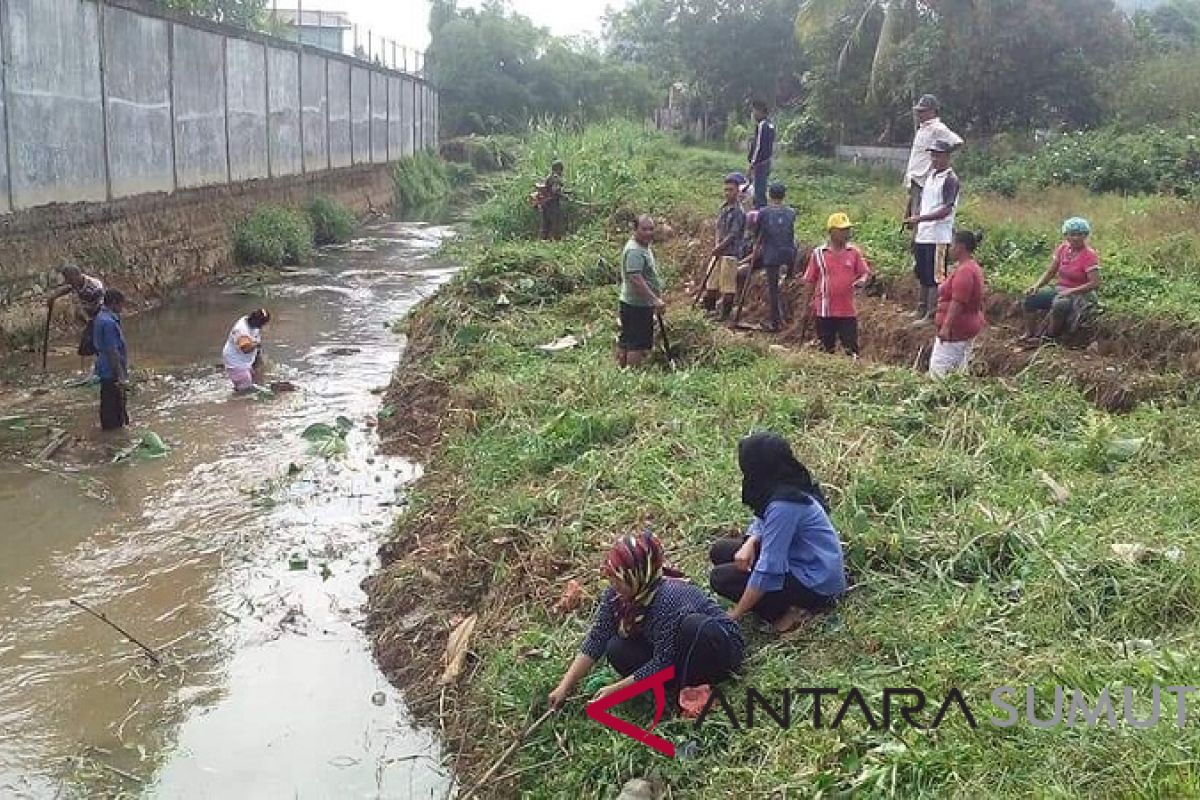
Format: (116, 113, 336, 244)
(222, 308, 271, 392)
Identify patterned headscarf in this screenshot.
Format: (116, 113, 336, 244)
(1062, 217, 1091, 236)
(604, 530, 664, 638)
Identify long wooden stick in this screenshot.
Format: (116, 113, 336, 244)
(41, 304, 53, 372)
(69, 599, 161, 666)
(460, 707, 557, 800)
(690, 256, 719, 307)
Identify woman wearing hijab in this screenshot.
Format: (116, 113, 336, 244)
(710, 433, 847, 634)
(548, 531, 744, 709)
(222, 308, 271, 392)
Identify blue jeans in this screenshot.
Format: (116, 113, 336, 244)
(752, 161, 771, 209)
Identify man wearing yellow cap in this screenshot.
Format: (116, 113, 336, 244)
(799, 213, 872, 356)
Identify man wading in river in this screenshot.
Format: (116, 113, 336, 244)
(93, 289, 130, 431)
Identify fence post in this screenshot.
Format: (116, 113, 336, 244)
(96, 0, 113, 201)
(222, 35, 232, 184)
(0, 0, 16, 209)
(297, 0, 305, 174)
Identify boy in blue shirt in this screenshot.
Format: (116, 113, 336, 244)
(92, 289, 130, 431)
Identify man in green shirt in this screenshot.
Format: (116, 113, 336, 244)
(618, 215, 665, 368)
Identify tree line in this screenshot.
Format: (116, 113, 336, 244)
(428, 0, 1200, 151)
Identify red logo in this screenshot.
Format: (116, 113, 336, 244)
(585, 667, 676, 757)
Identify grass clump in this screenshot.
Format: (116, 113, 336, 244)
(233, 205, 313, 267)
(393, 151, 452, 213)
(305, 196, 356, 245)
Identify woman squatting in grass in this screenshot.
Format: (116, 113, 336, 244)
(929, 229, 988, 378)
(548, 531, 745, 709)
(1022, 217, 1101, 343)
(710, 433, 848, 634)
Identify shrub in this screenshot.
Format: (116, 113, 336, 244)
(305, 196, 356, 245)
(233, 206, 313, 267)
(440, 135, 519, 173)
(394, 152, 452, 212)
(781, 111, 833, 157)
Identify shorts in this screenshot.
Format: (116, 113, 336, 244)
(79, 318, 97, 357)
(705, 256, 740, 295)
(227, 366, 255, 392)
(816, 317, 859, 355)
(618, 301, 655, 352)
(914, 243, 950, 287)
(929, 337, 975, 379)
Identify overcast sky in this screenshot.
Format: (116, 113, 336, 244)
(300, 0, 626, 51)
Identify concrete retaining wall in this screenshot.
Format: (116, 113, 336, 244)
(0, 0, 437, 211)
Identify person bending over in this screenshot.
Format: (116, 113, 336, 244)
(549, 531, 744, 709)
(710, 433, 847, 634)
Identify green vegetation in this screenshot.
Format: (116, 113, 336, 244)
(305, 196, 356, 246)
(393, 152, 453, 214)
(376, 122, 1200, 797)
(233, 205, 313, 267)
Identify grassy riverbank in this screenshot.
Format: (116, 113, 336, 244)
(367, 123, 1200, 797)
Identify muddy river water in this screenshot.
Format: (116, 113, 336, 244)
(0, 222, 456, 798)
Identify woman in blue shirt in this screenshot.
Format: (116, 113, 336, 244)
(710, 433, 847, 633)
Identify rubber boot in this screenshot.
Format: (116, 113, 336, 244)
(909, 286, 930, 321)
(910, 286, 937, 327)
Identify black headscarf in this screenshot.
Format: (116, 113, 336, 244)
(738, 432, 829, 519)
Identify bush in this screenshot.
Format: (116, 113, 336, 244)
(394, 152, 452, 212)
(440, 135, 519, 172)
(977, 123, 1200, 197)
(233, 206, 313, 266)
(305, 196, 356, 245)
(781, 111, 833, 157)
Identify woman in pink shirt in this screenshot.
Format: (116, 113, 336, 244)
(1021, 217, 1101, 342)
(929, 229, 987, 378)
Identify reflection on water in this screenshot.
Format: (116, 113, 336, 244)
(0, 222, 457, 798)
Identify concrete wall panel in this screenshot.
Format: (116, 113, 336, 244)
(172, 25, 227, 188)
(103, 7, 172, 198)
(327, 60, 352, 168)
(350, 67, 370, 165)
(267, 47, 301, 177)
(0, 8, 9, 213)
(387, 77, 402, 160)
(301, 53, 328, 172)
(7, 0, 106, 208)
(401, 79, 415, 158)
(226, 39, 267, 181)
(370, 72, 388, 163)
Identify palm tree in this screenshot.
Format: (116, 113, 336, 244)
(795, 0, 921, 101)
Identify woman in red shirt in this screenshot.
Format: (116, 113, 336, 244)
(1021, 217, 1101, 342)
(929, 229, 987, 379)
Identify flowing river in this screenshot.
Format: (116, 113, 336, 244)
(0, 221, 456, 799)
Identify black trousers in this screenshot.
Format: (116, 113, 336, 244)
(605, 613, 739, 688)
(99, 379, 129, 430)
(709, 537, 834, 623)
(738, 263, 784, 329)
(816, 317, 859, 355)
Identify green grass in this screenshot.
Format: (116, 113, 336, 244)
(384, 123, 1200, 797)
(232, 205, 313, 267)
(305, 196, 356, 245)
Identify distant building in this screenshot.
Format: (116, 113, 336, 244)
(270, 9, 351, 52)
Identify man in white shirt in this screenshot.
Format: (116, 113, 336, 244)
(904, 95, 963, 221)
(904, 140, 962, 325)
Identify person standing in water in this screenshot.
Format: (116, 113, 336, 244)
(222, 308, 271, 392)
(93, 289, 130, 431)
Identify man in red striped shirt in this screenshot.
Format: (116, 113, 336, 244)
(800, 213, 872, 356)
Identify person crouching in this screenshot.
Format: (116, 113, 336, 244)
(710, 433, 847, 634)
(548, 531, 744, 710)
